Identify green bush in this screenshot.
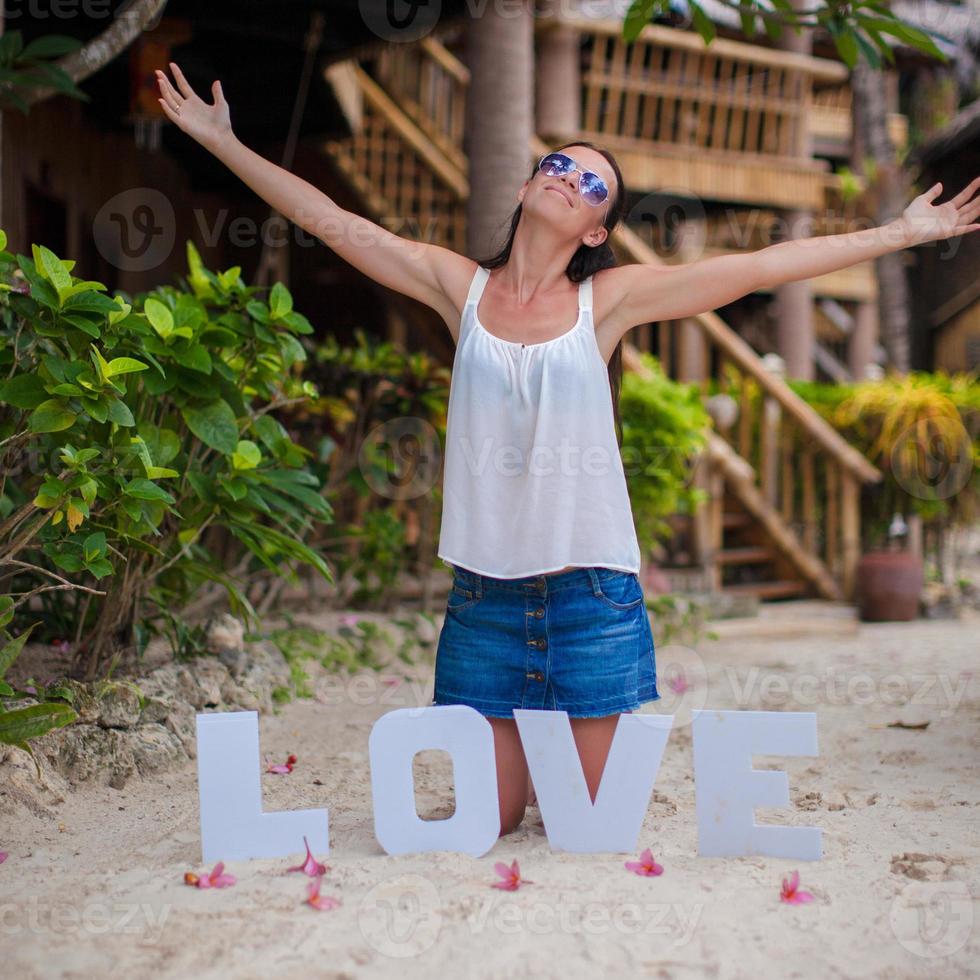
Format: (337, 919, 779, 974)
(0, 230, 334, 676)
(0, 604, 76, 776)
(620, 352, 711, 549)
(289, 329, 451, 606)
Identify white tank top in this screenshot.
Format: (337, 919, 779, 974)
(436, 264, 642, 578)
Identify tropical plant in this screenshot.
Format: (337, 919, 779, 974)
(0, 230, 334, 676)
(622, 0, 948, 69)
(620, 351, 712, 550)
(0, 29, 87, 112)
(0, 606, 77, 777)
(284, 328, 451, 608)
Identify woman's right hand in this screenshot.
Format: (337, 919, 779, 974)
(155, 62, 234, 152)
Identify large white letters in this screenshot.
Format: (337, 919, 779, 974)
(513, 708, 673, 853)
(196, 711, 329, 862)
(368, 705, 499, 856)
(194, 706, 822, 861)
(691, 708, 821, 860)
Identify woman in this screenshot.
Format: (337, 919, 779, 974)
(156, 64, 980, 837)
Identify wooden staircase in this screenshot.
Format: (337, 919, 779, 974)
(319, 22, 883, 603)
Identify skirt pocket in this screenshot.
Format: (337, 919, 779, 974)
(593, 571, 645, 611)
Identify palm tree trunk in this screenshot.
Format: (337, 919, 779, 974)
(851, 61, 911, 373)
(464, 1, 535, 259)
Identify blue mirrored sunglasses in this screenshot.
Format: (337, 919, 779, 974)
(537, 152, 610, 207)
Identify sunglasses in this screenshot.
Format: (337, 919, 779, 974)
(536, 152, 610, 208)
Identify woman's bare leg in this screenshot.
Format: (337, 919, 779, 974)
(489, 711, 624, 832)
(568, 713, 623, 803)
(488, 717, 529, 835)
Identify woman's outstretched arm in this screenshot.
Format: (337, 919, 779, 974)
(603, 176, 980, 332)
(154, 62, 469, 323)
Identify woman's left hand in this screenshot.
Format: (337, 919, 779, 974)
(897, 176, 980, 246)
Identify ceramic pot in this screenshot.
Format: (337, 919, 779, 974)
(855, 549, 923, 622)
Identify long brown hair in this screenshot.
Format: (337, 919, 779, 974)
(472, 140, 629, 446)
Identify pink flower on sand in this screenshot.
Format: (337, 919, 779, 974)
(338, 614, 361, 627)
(306, 874, 341, 911)
(287, 836, 328, 877)
(0, 851, 8, 864)
(491, 859, 533, 890)
(625, 848, 664, 876)
(266, 753, 297, 774)
(780, 870, 814, 905)
(665, 667, 689, 695)
(185, 862, 236, 889)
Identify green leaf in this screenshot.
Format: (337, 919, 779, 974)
(83, 532, 107, 561)
(0, 597, 13, 630)
(231, 439, 262, 470)
(855, 30, 883, 68)
(0, 373, 48, 409)
(0, 30, 25, 62)
(738, 1, 756, 38)
(623, 0, 656, 42)
(278, 333, 307, 368)
(29, 399, 76, 433)
(690, 3, 716, 44)
(281, 311, 313, 335)
(0, 622, 39, 680)
(144, 297, 174, 339)
(33, 243, 71, 300)
(762, 14, 783, 42)
(105, 357, 149, 378)
(173, 343, 212, 374)
(106, 398, 135, 427)
(0, 702, 77, 745)
(269, 281, 293, 319)
(181, 400, 239, 454)
(20, 34, 82, 60)
(857, 15, 947, 62)
(186, 240, 216, 299)
(123, 478, 176, 504)
(219, 476, 248, 500)
(81, 397, 108, 424)
(832, 29, 860, 69)
(218, 266, 242, 289)
(0, 229, 6, 251)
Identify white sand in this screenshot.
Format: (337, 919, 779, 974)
(1, 604, 978, 979)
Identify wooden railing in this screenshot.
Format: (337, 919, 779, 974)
(551, 15, 848, 160)
(324, 60, 468, 252)
(373, 32, 469, 175)
(601, 215, 882, 601)
(811, 81, 908, 152)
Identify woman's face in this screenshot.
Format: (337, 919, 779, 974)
(519, 146, 618, 242)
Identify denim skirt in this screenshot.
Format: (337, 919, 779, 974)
(432, 564, 660, 719)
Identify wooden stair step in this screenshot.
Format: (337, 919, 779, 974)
(717, 545, 776, 565)
(721, 579, 809, 599)
(722, 511, 752, 529)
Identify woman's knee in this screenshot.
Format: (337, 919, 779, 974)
(499, 801, 527, 836)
